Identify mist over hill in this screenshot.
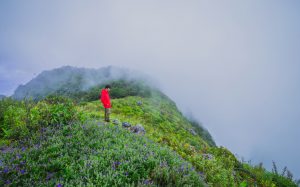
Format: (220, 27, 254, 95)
(11, 66, 216, 146)
(13, 66, 155, 100)
(1, 66, 299, 186)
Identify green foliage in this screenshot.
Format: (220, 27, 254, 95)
(77, 95, 298, 186)
(57, 79, 153, 102)
(109, 80, 152, 98)
(0, 123, 205, 186)
(84, 95, 242, 186)
(0, 96, 77, 142)
(1, 88, 298, 186)
(2, 105, 27, 139)
(0, 98, 20, 137)
(232, 161, 298, 187)
(0, 98, 36, 140)
(189, 120, 216, 147)
(271, 173, 297, 187)
(34, 95, 77, 126)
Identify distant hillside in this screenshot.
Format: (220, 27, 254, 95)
(13, 66, 153, 100)
(0, 95, 6, 100)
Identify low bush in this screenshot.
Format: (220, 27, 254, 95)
(0, 96, 77, 142)
(34, 95, 77, 126)
(0, 98, 34, 140)
(0, 123, 205, 186)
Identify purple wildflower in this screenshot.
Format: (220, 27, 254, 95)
(21, 147, 26, 152)
(46, 172, 54, 180)
(34, 144, 41, 149)
(180, 164, 185, 169)
(20, 169, 26, 174)
(198, 171, 205, 178)
(56, 183, 63, 187)
(112, 161, 121, 170)
(183, 173, 190, 177)
(3, 168, 9, 173)
(5, 180, 12, 185)
(16, 166, 20, 171)
(143, 179, 152, 185)
(160, 161, 168, 167)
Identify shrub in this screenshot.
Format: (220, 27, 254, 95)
(189, 120, 216, 147)
(0, 98, 21, 138)
(34, 95, 77, 126)
(63, 79, 153, 102)
(2, 105, 28, 139)
(0, 98, 39, 140)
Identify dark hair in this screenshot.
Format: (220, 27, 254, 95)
(105, 84, 111, 89)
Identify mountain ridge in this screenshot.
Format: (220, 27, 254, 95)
(13, 66, 155, 100)
(1, 66, 298, 186)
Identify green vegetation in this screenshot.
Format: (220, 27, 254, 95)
(1, 80, 299, 186)
(12, 66, 152, 101)
(0, 122, 205, 186)
(0, 96, 76, 143)
(59, 79, 153, 102)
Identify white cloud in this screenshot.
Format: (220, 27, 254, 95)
(1, 0, 300, 177)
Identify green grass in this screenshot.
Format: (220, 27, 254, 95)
(0, 122, 205, 186)
(77, 93, 298, 186)
(0, 93, 298, 187)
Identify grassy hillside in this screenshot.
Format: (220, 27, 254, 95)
(0, 122, 205, 186)
(77, 93, 298, 186)
(0, 96, 206, 186)
(0, 96, 298, 186)
(1, 79, 299, 186)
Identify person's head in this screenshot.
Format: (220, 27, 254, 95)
(105, 84, 111, 91)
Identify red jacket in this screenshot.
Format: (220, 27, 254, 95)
(100, 89, 111, 108)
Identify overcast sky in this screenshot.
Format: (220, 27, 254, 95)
(1, 0, 300, 178)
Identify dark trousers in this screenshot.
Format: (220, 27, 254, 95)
(104, 108, 111, 122)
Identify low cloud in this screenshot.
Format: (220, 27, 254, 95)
(1, 0, 300, 178)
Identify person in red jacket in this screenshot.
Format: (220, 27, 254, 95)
(100, 84, 111, 122)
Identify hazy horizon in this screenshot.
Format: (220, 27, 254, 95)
(1, 0, 300, 178)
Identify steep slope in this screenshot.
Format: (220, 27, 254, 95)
(79, 95, 240, 185)
(2, 66, 298, 186)
(74, 94, 300, 186)
(1, 94, 297, 186)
